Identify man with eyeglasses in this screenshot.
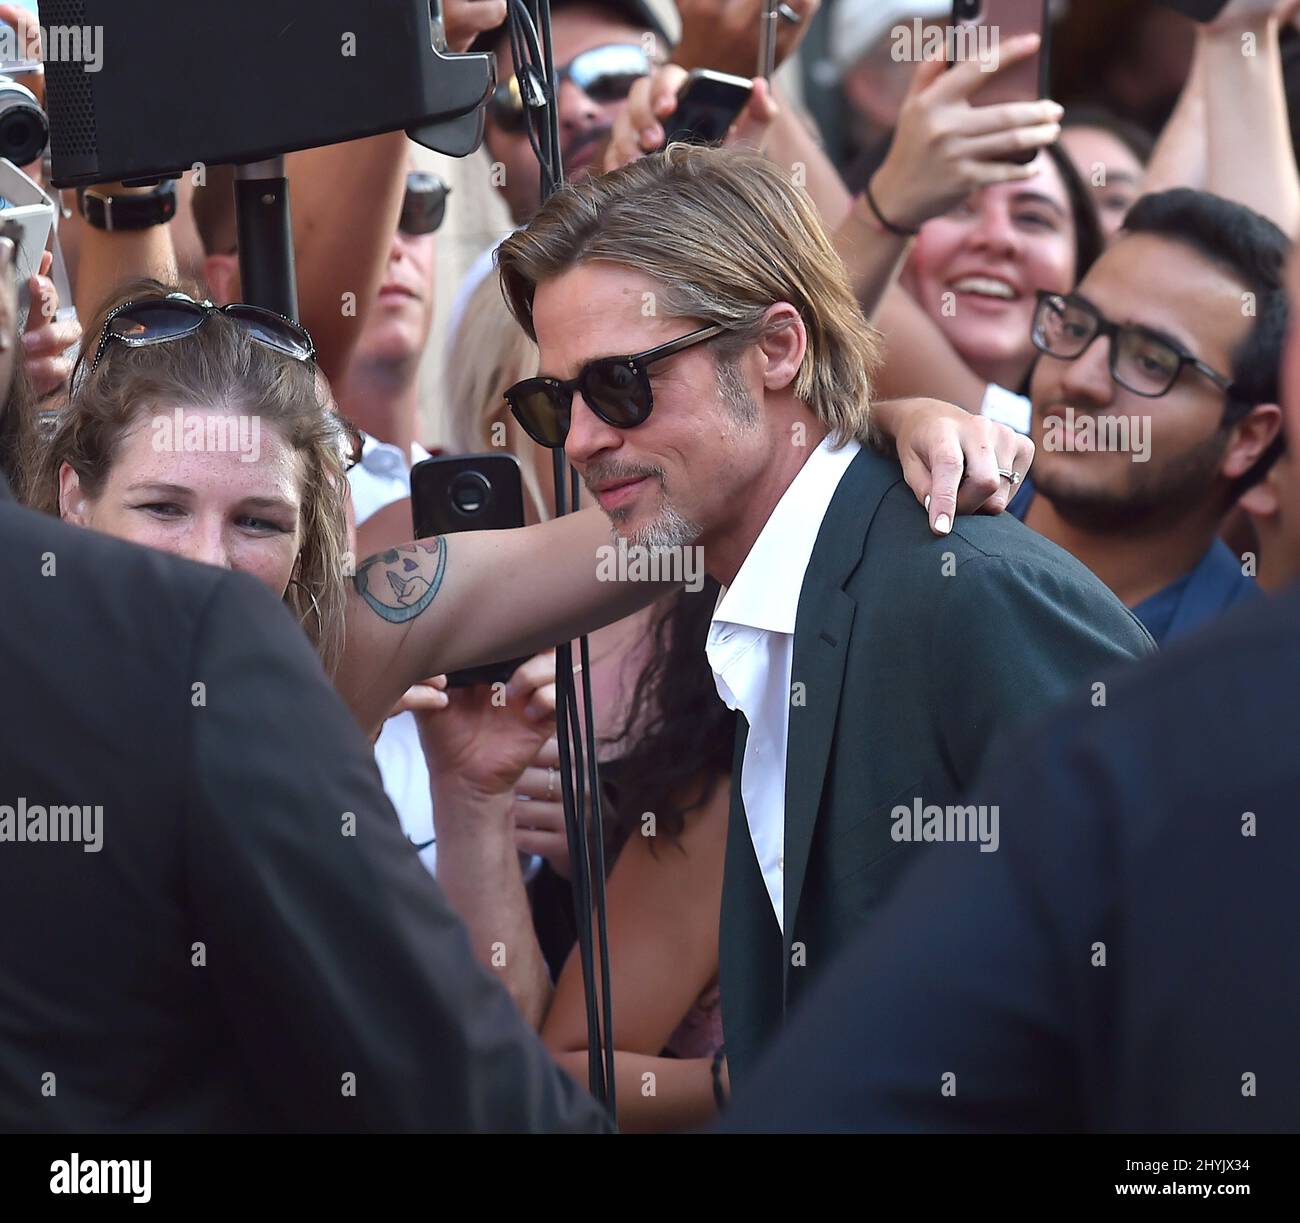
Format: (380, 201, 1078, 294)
(1010, 189, 1287, 645)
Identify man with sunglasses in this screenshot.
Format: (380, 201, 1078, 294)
(473, 0, 673, 225)
(496, 144, 1156, 1090)
(1010, 189, 1287, 644)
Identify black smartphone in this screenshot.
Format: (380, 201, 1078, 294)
(410, 453, 529, 689)
(951, 0, 1051, 165)
(661, 69, 753, 147)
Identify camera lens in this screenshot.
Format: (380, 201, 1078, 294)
(0, 81, 49, 166)
(449, 471, 491, 516)
(956, 0, 982, 19)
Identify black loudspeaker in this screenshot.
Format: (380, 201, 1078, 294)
(40, 0, 494, 187)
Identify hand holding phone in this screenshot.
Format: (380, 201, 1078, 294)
(660, 69, 754, 147)
(866, 35, 1061, 233)
(673, 0, 816, 81)
(951, 1, 1051, 164)
(411, 454, 530, 688)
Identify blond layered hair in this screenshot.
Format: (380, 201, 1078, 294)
(496, 144, 881, 444)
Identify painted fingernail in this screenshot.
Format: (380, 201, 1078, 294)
(924, 495, 932, 512)
(935, 514, 952, 535)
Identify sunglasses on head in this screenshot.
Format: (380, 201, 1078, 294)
(505, 323, 726, 449)
(400, 171, 451, 236)
(488, 42, 652, 135)
(88, 294, 316, 377)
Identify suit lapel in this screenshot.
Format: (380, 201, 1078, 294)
(781, 445, 902, 971)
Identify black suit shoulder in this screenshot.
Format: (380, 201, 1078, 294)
(814, 451, 1154, 785)
(874, 472, 1154, 648)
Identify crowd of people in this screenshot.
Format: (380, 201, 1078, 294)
(0, 0, 1296, 1139)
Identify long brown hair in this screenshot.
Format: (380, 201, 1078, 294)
(23, 280, 352, 674)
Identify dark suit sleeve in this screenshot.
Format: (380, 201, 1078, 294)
(181, 573, 611, 1133)
(930, 553, 1154, 784)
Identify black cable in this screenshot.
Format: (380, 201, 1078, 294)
(547, 447, 603, 1108)
(576, 464, 617, 1117)
(505, 0, 616, 1121)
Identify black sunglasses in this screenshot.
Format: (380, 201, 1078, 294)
(505, 323, 726, 449)
(88, 294, 316, 377)
(489, 42, 652, 135)
(1031, 291, 1235, 400)
(400, 171, 451, 236)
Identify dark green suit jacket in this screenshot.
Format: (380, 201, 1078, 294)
(719, 446, 1155, 1086)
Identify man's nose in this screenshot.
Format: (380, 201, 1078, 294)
(1059, 335, 1117, 409)
(564, 392, 624, 470)
(557, 78, 602, 130)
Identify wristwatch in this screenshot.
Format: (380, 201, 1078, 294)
(78, 181, 179, 232)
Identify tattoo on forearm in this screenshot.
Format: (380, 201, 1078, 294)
(354, 539, 448, 624)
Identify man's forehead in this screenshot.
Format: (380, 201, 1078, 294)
(533, 265, 672, 369)
(1081, 232, 1251, 344)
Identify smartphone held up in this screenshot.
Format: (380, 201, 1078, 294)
(411, 454, 531, 689)
(950, 0, 1051, 164)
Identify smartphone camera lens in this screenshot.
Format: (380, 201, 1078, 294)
(449, 471, 492, 517)
(955, 0, 982, 18)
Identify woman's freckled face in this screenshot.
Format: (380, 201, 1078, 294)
(61, 408, 305, 593)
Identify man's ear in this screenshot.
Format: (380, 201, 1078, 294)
(1222, 403, 1283, 481)
(58, 462, 91, 525)
(758, 302, 807, 393)
(203, 253, 241, 306)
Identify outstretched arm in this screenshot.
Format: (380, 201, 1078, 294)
(338, 398, 1035, 733)
(337, 507, 672, 738)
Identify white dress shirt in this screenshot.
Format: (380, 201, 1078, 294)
(347, 434, 438, 877)
(705, 435, 861, 932)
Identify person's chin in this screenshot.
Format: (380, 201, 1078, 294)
(947, 319, 1032, 375)
(356, 322, 423, 365)
(1034, 458, 1131, 521)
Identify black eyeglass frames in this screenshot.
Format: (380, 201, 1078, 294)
(1031, 291, 1234, 400)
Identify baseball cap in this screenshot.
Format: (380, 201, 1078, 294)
(830, 0, 950, 78)
(470, 0, 680, 56)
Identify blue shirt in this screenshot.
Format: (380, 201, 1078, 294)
(1010, 477, 1261, 645)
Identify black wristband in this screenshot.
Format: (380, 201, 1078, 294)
(711, 1044, 728, 1110)
(864, 177, 920, 238)
(78, 181, 178, 232)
